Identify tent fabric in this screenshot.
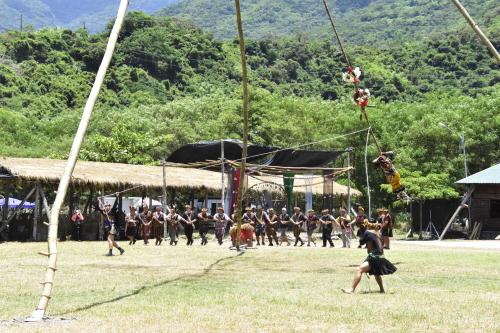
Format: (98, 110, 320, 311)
(167, 140, 344, 168)
(0, 198, 36, 209)
(167, 140, 276, 164)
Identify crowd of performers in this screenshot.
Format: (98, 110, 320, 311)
(74, 197, 397, 293)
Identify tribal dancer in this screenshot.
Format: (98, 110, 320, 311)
(124, 206, 138, 245)
(182, 205, 197, 246)
(95, 195, 124, 256)
(306, 209, 319, 247)
(166, 208, 187, 246)
(140, 205, 153, 245)
(198, 208, 212, 246)
(254, 206, 268, 246)
(372, 151, 409, 201)
(342, 225, 397, 294)
(265, 208, 280, 246)
(380, 208, 393, 250)
(355, 207, 369, 248)
(291, 207, 306, 247)
(337, 207, 352, 248)
(214, 207, 233, 245)
(242, 207, 256, 226)
(278, 207, 291, 246)
(151, 206, 164, 245)
(320, 209, 336, 247)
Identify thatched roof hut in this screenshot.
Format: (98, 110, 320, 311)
(0, 157, 360, 196)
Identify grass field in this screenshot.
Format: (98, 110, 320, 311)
(0, 237, 499, 333)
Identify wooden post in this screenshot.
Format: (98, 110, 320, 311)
(27, 0, 130, 321)
(32, 184, 40, 241)
(419, 200, 423, 240)
(439, 186, 474, 241)
(234, 0, 250, 250)
(451, 0, 500, 63)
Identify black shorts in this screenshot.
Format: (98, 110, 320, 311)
(255, 226, 265, 236)
(366, 255, 397, 276)
(126, 226, 136, 237)
(381, 228, 393, 237)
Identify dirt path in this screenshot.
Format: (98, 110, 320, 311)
(394, 240, 500, 250)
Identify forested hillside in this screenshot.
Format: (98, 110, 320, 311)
(160, 0, 500, 42)
(0, 12, 499, 204)
(0, 0, 181, 33)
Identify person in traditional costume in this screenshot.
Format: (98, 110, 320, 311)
(254, 206, 268, 246)
(278, 207, 291, 246)
(320, 208, 336, 247)
(342, 225, 397, 294)
(140, 205, 153, 245)
(265, 208, 280, 246)
(166, 208, 187, 246)
(372, 151, 409, 201)
(291, 207, 306, 247)
(151, 205, 164, 245)
(355, 207, 369, 248)
(213, 207, 233, 245)
(242, 207, 256, 225)
(306, 209, 319, 247)
(337, 207, 352, 248)
(380, 208, 393, 249)
(124, 206, 138, 245)
(197, 208, 212, 245)
(95, 195, 124, 256)
(182, 205, 197, 246)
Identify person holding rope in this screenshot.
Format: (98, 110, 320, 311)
(380, 208, 393, 250)
(278, 207, 291, 246)
(213, 207, 233, 245)
(124, 206, 138, 245)
(254, 205, 268, 246)
(291, 207, 306, 247)
(265, 208, 280, 246)
(151, 205, 164, 245)
(95, 195, 124, 256)
(198, 208, 212, 246)
(140, 204, 153, 245)
(320, 208, 336, 247)
(306, 209, 319, 247)
(166, 208, 187, 246)
(182, 205, 197, 246)
(337, 207, 353, 248)
(342, 224, 397, 294)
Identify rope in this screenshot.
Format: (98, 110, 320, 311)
(322, 0, 352, 68)
(364, 127, 372, 218)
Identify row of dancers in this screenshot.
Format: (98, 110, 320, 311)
(90, 197, 393, 256)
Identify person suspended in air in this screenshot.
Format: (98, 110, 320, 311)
(372, 151, 410, 201)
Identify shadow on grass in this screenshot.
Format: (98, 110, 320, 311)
(58, 252, 245, 315)
(345, 262, 403, 268)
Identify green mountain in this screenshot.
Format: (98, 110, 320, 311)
(0, 0, 181, 33)
(159, 0, 500, 43)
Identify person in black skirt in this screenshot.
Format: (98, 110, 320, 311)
(342, 225, 397, 294)
(182, 205, 197, 246)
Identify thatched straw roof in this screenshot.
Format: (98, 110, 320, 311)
(0, 157, 360, 196)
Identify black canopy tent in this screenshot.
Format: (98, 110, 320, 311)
(167, 139, 345, 168)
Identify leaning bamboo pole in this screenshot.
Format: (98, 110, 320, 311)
(26, 0, 130, 321)
(451, 0, 500, 63)
(234, 0, 250, 250)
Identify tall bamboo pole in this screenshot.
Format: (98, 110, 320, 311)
(27, 0, 130, 321)
(234, 0, 250, 250)
(451, 0, 500, 63)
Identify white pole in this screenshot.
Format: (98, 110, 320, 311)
(364, 128, 372, 219)
(346, 148, 352, 216)
(162, 160, 168, 239)
(27, 0, 130, 321)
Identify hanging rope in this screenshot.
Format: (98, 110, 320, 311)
(364, 127, 372, 218)
(322, 0, 352, 68)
